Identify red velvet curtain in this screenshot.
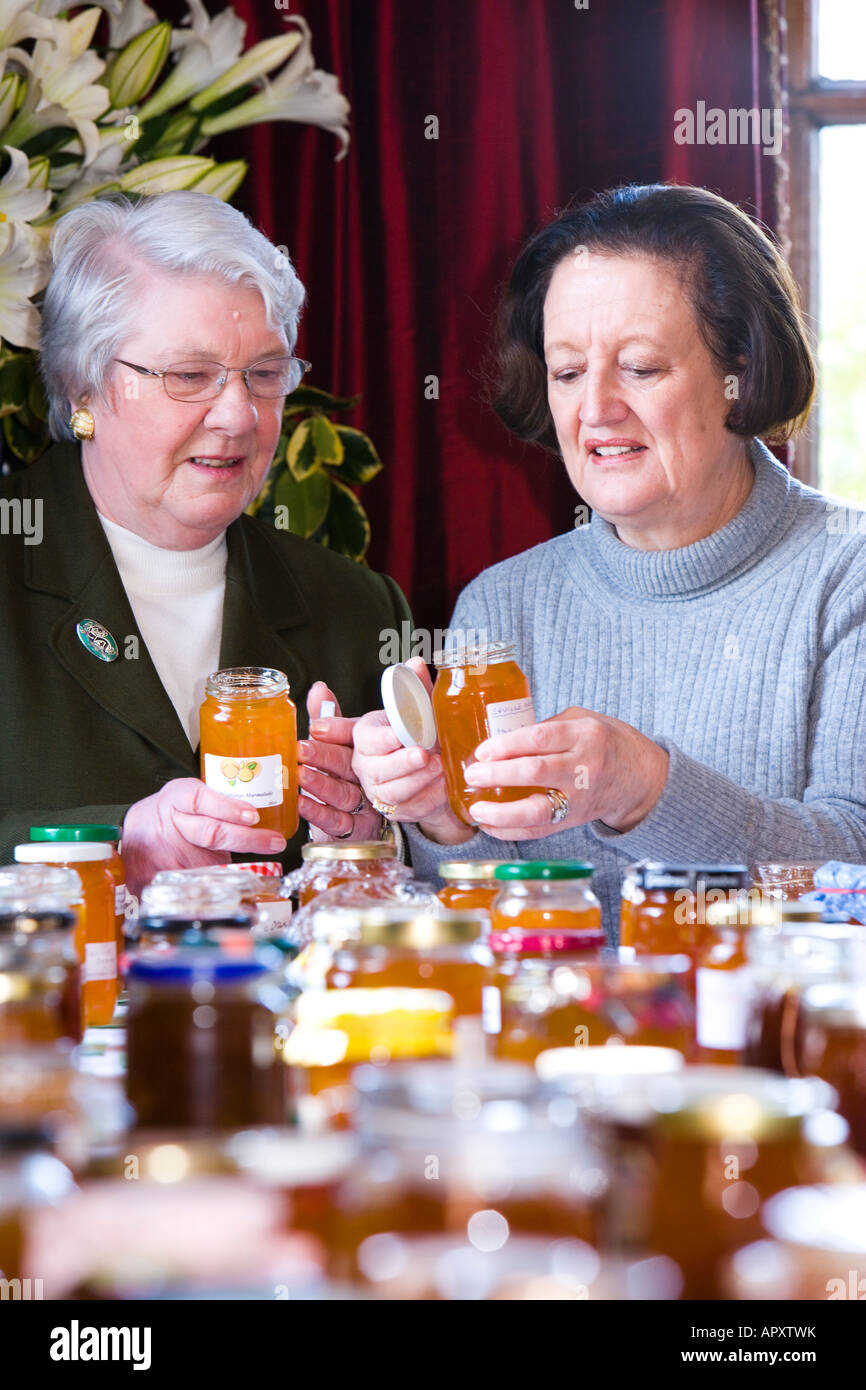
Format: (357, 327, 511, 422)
(215, 0, 779, 631)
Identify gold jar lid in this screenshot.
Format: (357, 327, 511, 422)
(302, 840, 397, 863)
(438, 861, 509, 882)
(314, 907, 487, 948)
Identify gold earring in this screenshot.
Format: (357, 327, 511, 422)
(70, 408, 94, 441)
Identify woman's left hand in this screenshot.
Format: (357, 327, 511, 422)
(298, 682, 384, 841)
(463, 706, 669, 841)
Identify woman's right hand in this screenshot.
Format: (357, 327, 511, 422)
(121, 778, 287, 896)
(351, 657, 475, 846)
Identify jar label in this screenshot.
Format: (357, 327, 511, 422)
(696, 966, 750, 1049)
(84, 939, 117, 983)
(485, 696, 536, 738)
(256, 899, 293, 935)
(203, 752, 284, 807)
(482, 984, 502, 1034)
(114, 884, 126, 917)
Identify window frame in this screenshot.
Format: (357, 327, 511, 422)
(787, 0, 866, 487)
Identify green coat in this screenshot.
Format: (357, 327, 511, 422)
(0, 443, 411, 867)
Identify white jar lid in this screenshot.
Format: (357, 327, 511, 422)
(15, 842, 112, 863)
(380, 663, 437, 749)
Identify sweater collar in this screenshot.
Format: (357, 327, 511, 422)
(586, 438, 793, 599)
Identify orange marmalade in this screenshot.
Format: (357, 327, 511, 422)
(200, 666, 298, 840)
(431, 641, 544, 826)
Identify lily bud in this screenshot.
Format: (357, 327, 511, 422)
(190, 159, 248, 201)
(108, 22, 172, 109)
(119, 156, 215, 194)
(189, 31, 302, 112)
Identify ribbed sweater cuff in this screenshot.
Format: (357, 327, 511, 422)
(590, 739, 761, 862)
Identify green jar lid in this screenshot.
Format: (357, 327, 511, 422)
(30, 824, 121, 843)
(494, 861, 594, 881)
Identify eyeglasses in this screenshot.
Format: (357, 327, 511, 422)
(113, 355, 311, 402)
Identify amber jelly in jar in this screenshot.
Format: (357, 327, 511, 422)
(199, 666, 298, 840)
(431, 641, 545, 826)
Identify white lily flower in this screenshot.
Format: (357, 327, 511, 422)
(5, 11, 111, 165)
(0, 0, 56, 47)
(199, 15, 350, 159)
(108, 0, 158, 49)
(0, 219, 49, 349)
(0, 147, 51, 223)
(34, 0, 121, 16)
(0, 71, 21, 131)
(51, 126, 131, 201)
(138, 0, 245, 121)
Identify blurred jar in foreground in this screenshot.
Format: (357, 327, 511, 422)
(494, 955, 694, 1062)
(619, 863, 749, 962)
(437, 861, 509, 915)
(583, 1066, 842, 1300)
(224, 1127, 358, 1257)
(725, 1184, 866, 1300)
(0, 1122, 75, 1286)
(283, 987, 454, 1129)
(126, 952, 289, 1131)
(288, 878, 439, 954)
(333, 1059, 604, 1283)
(14, 842, 117, 1028)
(292, 908, 492, 1022)
(287, 842, 409, 910)
(798, 982, 866, 1157)
(744, 920, 864, 1076)
(0, 865, 82, 1045)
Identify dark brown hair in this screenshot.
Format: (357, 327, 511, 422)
(492, 184, 815, 450)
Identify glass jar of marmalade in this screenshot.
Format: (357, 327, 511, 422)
(131, 877, 252, 952)
(694, 899, 782, 1064)
(293, 907, 492, 1020)
(0, 865, 82, 1045)
(495, 954, 694, 1062)
(437, 860, 509, 914)
(0, 1122, 75, 1285)
(14, 842, 117, 1029)
(125, 952, 289, 1130)
(743, 917, 862, 1076)
(29, 825, 126, 964)
(209, 862, 293, 937)
(289, 841, 408, 908)
(283, 986, 454, 1129)
(431, 640, 545, 826)
(490, 863, 604, 956)
(619, 862, 749, 959)
(199, 666, 298, 841)
(727, 1185, 866, 1300)
(750, 860, 827, 902)
(798, 982, 866, 1157)
(331, 1059, 603, 1283)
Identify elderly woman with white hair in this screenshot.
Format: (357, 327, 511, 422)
(0, 190, 408, 891)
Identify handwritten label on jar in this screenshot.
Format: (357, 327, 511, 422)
(203, 752, 283, 808)
(114, 884, 126, 916)
(256, 900, 293, 936)
(696, 966, 750, 1050)
(485, 697, 536, 738)
(84, 940, 117, 983)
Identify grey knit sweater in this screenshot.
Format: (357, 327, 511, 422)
(405, 439, 866, 942)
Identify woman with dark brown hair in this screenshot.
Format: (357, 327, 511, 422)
(351, 183, 866, 940)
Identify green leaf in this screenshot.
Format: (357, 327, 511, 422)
(0, 353, 32, 414)
(335, 425, 383, 485)
(282, 385, 360, 416)
(3, 411, 47, 465)
(274, 466, 331, 538)
(326, 478, 371, 561)
(310, 413, 344, 465)
(286, 417, 321, 481)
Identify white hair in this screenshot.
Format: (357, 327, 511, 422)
(40, 190, 306, 440)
